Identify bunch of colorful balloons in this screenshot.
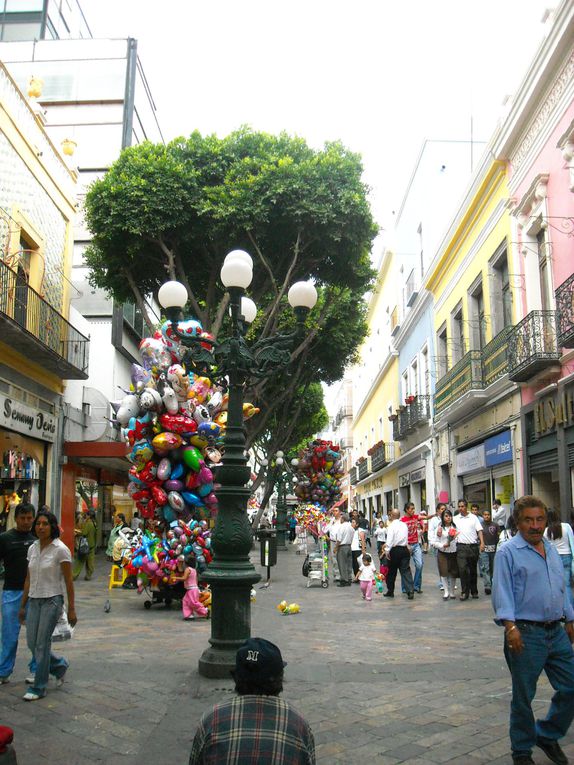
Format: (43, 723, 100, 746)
(111, 317, 260, 527)
(293, 439, 343, 508)
(123, 519, 212, 592)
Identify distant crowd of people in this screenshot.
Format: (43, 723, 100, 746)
(322, 498, 574, 608)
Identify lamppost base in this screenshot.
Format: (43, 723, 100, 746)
(198, 563, 261, 679)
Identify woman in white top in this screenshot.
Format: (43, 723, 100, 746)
(432, 509, 459, 601)
(19, 510, 76, 701)
(544, 508, 574, 607)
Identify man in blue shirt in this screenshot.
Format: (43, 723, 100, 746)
(492, 495, 574, 765)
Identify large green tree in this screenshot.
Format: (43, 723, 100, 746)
(84, 127, 376, 451)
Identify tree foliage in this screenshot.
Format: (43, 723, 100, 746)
(83, 127, 377, 452)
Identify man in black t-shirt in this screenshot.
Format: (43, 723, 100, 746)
(0, 502, 36, 683)
(479, 509, 500, 596)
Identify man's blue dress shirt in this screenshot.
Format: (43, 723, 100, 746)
(492, 534, 574, 624)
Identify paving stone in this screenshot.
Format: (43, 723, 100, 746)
(1, 549, 573, 764)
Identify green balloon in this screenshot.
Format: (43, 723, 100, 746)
(182, 446, 201, 472)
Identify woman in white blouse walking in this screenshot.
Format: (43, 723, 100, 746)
(18, 510, 77, 701)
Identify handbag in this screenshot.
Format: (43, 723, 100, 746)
(301, 555, 310, 577)
(77, 536, 89, 559)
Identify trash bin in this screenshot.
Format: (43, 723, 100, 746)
(258, 528, 277, 568)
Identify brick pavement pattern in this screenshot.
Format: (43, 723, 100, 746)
(0, 546, 573, 764)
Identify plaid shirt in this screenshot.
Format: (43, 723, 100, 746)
(189, 694, 315, 764)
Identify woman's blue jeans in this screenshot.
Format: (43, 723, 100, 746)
(560, 553, 573, 607)
(26, 595, 68, 695)
(0, 590, 36, 678)
(504, 622, 574, 756)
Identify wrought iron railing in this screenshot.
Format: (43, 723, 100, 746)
(556, 272, 574, 348)
(370, 443, 388, 473)
(0, 260, 89, 375)
(482, 326, 512, 387)
(357, 458, 371, 481)
(334, 405, 353, 426)
(434, 351, 483, 415)
(406, 269, 418, 306)
(385, 443, 395, 462)
(408, 394, 431, 428)
(507, 310, 560, 382)
(349, 466, 358, 485)
(392, 417, 400, 442)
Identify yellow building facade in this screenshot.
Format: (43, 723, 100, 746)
(0, 63, 88, 532)
(426, 159, 522, 512)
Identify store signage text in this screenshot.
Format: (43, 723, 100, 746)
(0, 396, 56, 442)
(399, 472, 410, 487)
(534, 387, 574, 440)
(457, 444, 485, 475)
(484, 430, 512, 466)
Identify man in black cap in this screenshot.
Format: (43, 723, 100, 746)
(189, 637, 315, 764)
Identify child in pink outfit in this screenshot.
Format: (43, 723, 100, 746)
(354, 553, 377, 601)
(176, 557, 208, 620)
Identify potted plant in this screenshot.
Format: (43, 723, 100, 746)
(388, 414, 398, 421)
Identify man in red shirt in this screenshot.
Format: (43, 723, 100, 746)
(401, 502, 424, 593)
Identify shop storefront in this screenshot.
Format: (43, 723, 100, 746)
(396, 444, 433, 513)
(523, 382, 574, 514)
(456, 429, 514, 513)
(0, 389, 57, 532)
(354, 469, 398, 522)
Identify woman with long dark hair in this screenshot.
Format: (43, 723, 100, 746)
(544, 508, 574, 607)
(18, 511, 76, 701)
(432, 509, 459, 600)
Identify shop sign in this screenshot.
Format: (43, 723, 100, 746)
(484, 430, 512, 466)
(399, 472, 410, 487)
(410, 467, 425, 483)
(0, 395, 57, 443)
(457, 444, 485, 475)
(533, 386, 574, 439)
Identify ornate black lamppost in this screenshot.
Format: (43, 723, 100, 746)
(158, 250, 317, 678)
(262, 451, 299, 550)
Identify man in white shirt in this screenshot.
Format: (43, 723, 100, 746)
(326, 510, 341, 583)
(382, 509, 414, 599)
(455, 499, 485, 601)
(491, 498, 508, 530)
(334, 513, 354, 586)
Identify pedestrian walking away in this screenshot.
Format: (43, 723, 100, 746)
(73, 509, 97, 581)
(479, 509, 500, 595)
(189, 637, 315, 764)
(350, 517, 367, 579)
(354, 553, 377, 601)
(0, 502, 37, 683)
(19, 510, 77, 701)
(492, 495, 574, 765)
(401, 502, 424, 592)
(454, 499, 484, 600)
(383, 509, 415, 599)
(544, 508, 574, 608)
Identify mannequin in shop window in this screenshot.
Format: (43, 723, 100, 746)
(4, 492, 22, 533)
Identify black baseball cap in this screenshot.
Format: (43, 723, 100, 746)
(235, 638, 287, 682)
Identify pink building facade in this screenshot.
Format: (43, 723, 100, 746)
(494, 1, 574, 513)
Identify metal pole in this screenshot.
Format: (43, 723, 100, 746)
(198, 287, 261, 678)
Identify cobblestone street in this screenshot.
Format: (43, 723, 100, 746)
(1, 545, 572, 765)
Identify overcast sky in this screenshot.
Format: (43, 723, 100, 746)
(83, 0, 551, 231)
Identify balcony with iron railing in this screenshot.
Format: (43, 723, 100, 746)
(370, 443, 388, 472)
(482, 326, 512, 387)
(334, 405, 353, 427)
(556, 272, 574, 348)
(406, 269, 418, 307)
(507, 310, 560, 382)
(349, 466, 358, 485)
(339, 436, 353, 450)
(0, 260, 89, 379)
(434, 351, 483, 416)
(390, 306, 400, 336)
(408, 394, 431, 429)
(357, 458, 371, 481)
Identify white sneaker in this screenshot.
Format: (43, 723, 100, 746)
(25, 675, 35, 685)
(23, 690, 44, 701)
